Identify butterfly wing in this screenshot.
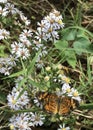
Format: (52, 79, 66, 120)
(44, 94, 58, 114)
(58, 97, 71, 115)
(37, 92, 78, 115)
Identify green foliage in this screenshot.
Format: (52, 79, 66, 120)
(55, 26, 93, 68)
(73, 37, 91, 55)
(0, 0, 93, 130)
(0, 45, 6, 57)
(0, 91, 6, 104)
(64, 50, 77, 68)
(27, 50, 41, 75)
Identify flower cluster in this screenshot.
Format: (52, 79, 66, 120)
(35, 64, 71, 89)
(7, 76, 45, 130)
(19, 29, 33, 46)
(33, 10, 64, 68)
(0, 55, 17, 75)
(9, 112, 45, 130)
(9, 113, 33, 130)
(0, 1, 32, 61)
(7, 83, 30, 110)
(11, 41, 30, 60)
(57, 83, 81, 102)
(0, 0, 30, 25)
(35, 9, 64, 42)
(0, 29, 10, 40)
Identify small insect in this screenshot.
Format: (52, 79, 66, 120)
(37, 92, 78, 115)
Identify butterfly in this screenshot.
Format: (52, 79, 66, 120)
(37, 92, 78, 115)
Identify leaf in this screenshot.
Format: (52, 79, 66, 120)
(0, 45, 6, 57)
(18, 78, 27, 89)
(79, 103, 93, 110)
(27, 50, 41, 75)
(54, 40, 68, 50)
(76, 30, 88, 39)
(65, 50, 77, 68)
(64, 26, 93, 38)
(0, 92, 6, 103)
(73, 37, 91, 55)
(87, 58, 92, 85)
(29, 79, 41, 88)
(62, 29, 77, 41)
(3, 69, 26, 79)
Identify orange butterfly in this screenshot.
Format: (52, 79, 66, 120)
(37, 92, 78, 115)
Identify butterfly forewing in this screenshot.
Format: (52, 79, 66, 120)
(44, 94, 58, 114)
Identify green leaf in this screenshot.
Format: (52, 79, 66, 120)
(27, 50, 41, 75)
(65, 50, 77, 68)
(29, 79, 41, 88)
(54, 40, 68, 50)
(16, 88, 25, 101)
(0, 92, 6, 104)
(0, 45, 6, 57)
(62, 29, 77, 41)
(73, 37, 91, 55)
(64, 26, 93, 38)
(3, 69, 26, 79)
(18, 78, 27, 89)
(79, 103, 93, 110)
(1, 107, 40, 114)
(76, 30, 88, 39)
(87, 58, 92, 85)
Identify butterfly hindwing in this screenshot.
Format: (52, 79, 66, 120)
(58, 97, 71, 115)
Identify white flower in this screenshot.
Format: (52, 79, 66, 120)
(16, 47, 30, 59)
(61, 83, 71, 94)
(19, 29, 33, 38)
(11, 41, 30, 60)
(0, 56, 16, 75)
(4, 3, 17, 14)
(9, 55, 18, 66)
(7, 91, 20, 110)
(16, 9, 24, 16)
(36, 58, 44, 69)
(58, 124, 70, 130)
(9, 113, 33, 130)
(68, 88, 81, 102)
(0, 0, 7, 3)
(7, 84, 29, 110)
(19, 37, 31, 47)
(0, 6, 8, 16)
(11, 41, 23, 54)
(56, 88, 62, 97)
(46, 28, 59, 40)
(34, 97, 43, 108)
(33, 41, 43, 51)
(0, 66, 11, 75)
(35, 27, 46, 42)
(60, 75, 70, 84)
(20, 14, 31, 26)
(0, 29, 10, 40)
(30, 112, 45, 126)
